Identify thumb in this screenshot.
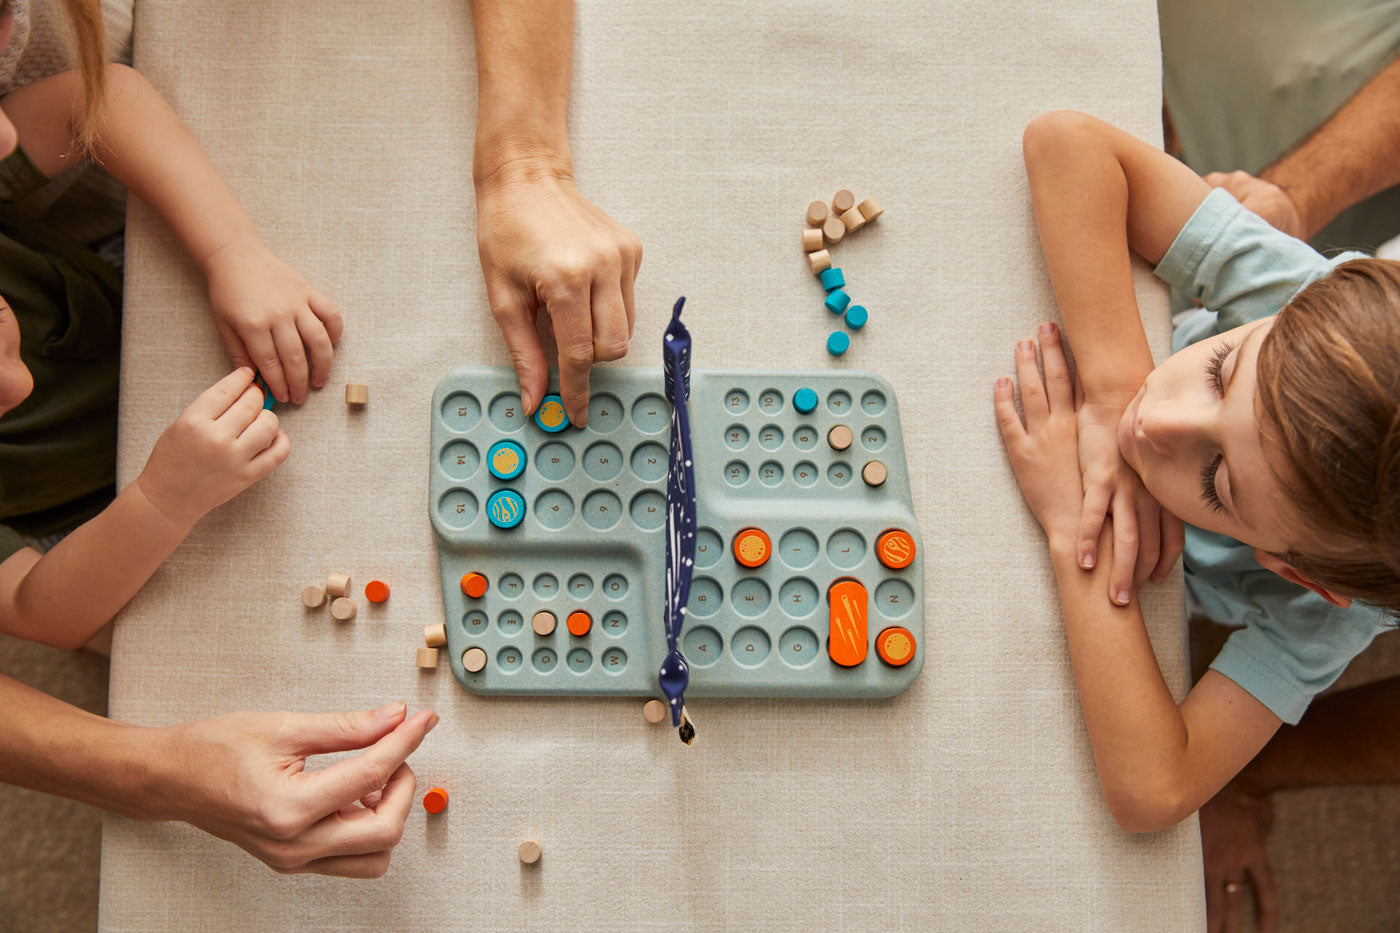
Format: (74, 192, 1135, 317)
(486, 277, 550, 416)
(279, 701, 407, 756)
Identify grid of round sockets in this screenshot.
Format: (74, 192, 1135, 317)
(719, 386, 891, 489)
(680, 524, 918, 671)
(434, 388, 679, 534)
(434, 372, 921, 695)
(457, 569, 635, 676)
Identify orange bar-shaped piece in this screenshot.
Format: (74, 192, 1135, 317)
(827, 580, 868, 667)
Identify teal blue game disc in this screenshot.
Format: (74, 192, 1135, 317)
(534, 394, 570, 433)
(793, 387, 818, 413)
(486, 440, 527, 480)
(486, 489, 526, 528)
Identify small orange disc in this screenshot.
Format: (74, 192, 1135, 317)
(460, 572, 488, 598)
(567, 610, 592, 636)
(876, 626, 917, 667)
(732, 527, 772, 568)
(876, 530, 916, 570)
(365, 580, 390, 603)
(423, 787, 449, 814)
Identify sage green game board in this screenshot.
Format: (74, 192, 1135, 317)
(429, 367, 924, 698)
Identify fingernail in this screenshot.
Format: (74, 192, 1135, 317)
(425, 713, 440, 733)
(1040, 322, 1056, 334)
(995, 377, 1009, 388)
(1018, 340, 1033, 352)
(572, 410, 588, 427)
(1115, 589, 1130, 605)
(1081, 555, 1094, 569)
(362, 789, 383, 808)
(374, 701, 405, 721)
(521, 390, 534, 415)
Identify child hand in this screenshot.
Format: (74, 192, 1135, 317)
(136, 367, 290, 529)
(994, 324, 1084, 543)
(203, 235, 343, 405)
(1076, 405, 1186, 604)
(475, 165, 642, 426)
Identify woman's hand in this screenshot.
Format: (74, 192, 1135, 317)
(1200, 788, 1278, 933)
(203, 235, 344, 405)
(994, 323, 1085, 544)
(156, 702, 437, 878)
(474, 158, 642, 426)
(137, 368, 290, 530)
(1076, 401, 1185, 605)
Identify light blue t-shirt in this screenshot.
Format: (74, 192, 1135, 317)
(1156, 188, 1393, 725)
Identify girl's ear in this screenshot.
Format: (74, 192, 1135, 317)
(1253, 547, 1354, 608)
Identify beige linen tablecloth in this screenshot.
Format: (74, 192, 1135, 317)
(100, 1, 1201, 928)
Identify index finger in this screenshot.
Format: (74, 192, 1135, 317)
(186, 367, 257, 420)
(300, 709, 437, 817)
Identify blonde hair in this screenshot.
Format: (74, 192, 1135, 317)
(1256, 258, 1400, 615)
(60, 0, 107, 154)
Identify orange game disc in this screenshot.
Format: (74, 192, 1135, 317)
(567, 610, 592, 636)
(423, 787, 449, 814)
(876, 529, 916, 570)
(365, 580, 390, 603)
(732, 527, 772, 568)
(460, 572, 488, 598)
(876, 626, 917, 666)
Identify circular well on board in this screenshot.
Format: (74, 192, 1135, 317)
(439, 440, 479, 480)
(440, 392, 481, 431)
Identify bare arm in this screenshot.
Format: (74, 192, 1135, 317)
(996, 325, 1281, 832)
(1022, 110, 1213, 398)
(1, 67, 341, 405)
(469, 0, 642, 426)
(1021, 111, 1210, 599)
(0, 482, 191, 649)
(0, 669, 437, 878)
(1261, 58, 1400, 240)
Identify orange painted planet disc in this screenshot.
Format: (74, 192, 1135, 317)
(876, 626, 917, 667)
(732, 527, 772, 568)
(876, 529, 916, 570)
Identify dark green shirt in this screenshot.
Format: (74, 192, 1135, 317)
(0, 146, 122, 559)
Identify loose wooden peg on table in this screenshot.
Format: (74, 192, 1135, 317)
(518, 839, 542, 864)
(330, 597, 357, 621)
(805, 200, 829, 226)
(345, 383, 369, 406)
(832, 188, 855, 213)
(416, 647, 440, 669)
(822, 215, 845, 244)
(643, 699, 667, 724)
(802, 227, 823, 252)
(840, 206, 866, 233)
(301, 584, 326, 608)
(807, 249, 832, 274)
(857, 197, 884, 222)
(424, 622, 447, 647)
(423, 787, 449, 813)
(326, 573, 351, 598)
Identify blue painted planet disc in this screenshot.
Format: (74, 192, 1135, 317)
(486, 440, 527, 480)
(793, 387, 818, 413)
(486, 489, 526, 529)
(827, 331, 850, 356)
(534, 395, 570, 433)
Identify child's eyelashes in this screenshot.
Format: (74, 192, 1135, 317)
(1206, 342, 1233, 396)
(1200, 453, 1227, 514)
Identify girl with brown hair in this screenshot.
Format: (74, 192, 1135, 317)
(997, 109, 1400, 838)
(0, 0, 437, 878)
